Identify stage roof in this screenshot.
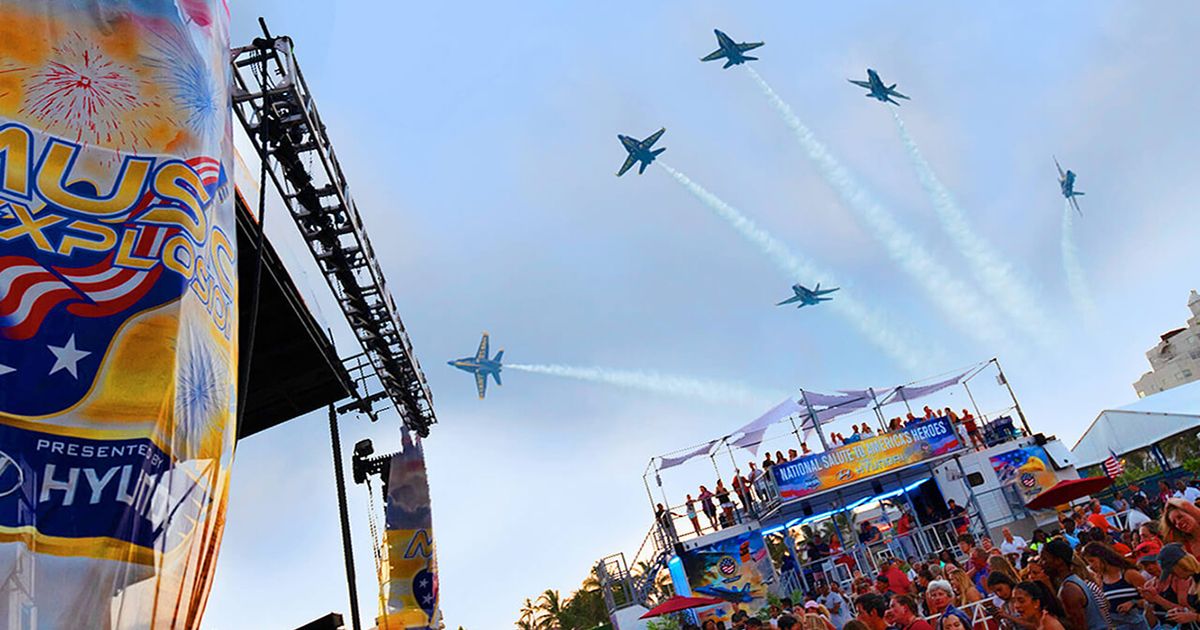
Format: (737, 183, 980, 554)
(1071, 380, 1200, 467)
(234, 190, 354, 439)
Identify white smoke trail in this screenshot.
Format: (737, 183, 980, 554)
(505, 363, 781, 407)
(890, 109, 1059, 349)
(1061, 199, 1096, 319)
(745, 67, 1018, 354)
(658, 162, 928, 374)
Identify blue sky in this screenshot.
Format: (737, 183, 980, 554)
(204, 2, 1200, 628)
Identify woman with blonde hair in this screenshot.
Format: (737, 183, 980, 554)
(946, 565, 983, 606)
(987, 554, 1021, 585)
(1160, 498, 1200, 557)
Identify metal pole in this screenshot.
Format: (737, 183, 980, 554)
(994, 358, 1032, 436)
(836, 489, 871, 573)
(329, 403, 362, 630)
(799, 389, 830, 452)
(897, 387, 912, 415)
(868, 387, 886, 432)
(897, 471, 921, 559)
(953, 455, 988, 539)
(644, 462, 657, 514)
(789, 415, 804, 448)
(962, 380, 985, 424)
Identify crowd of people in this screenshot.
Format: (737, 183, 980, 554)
(675, 476, 1200, 630)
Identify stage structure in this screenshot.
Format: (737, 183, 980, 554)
(230, 26, 436, 437)
(229, 22, 441, 630)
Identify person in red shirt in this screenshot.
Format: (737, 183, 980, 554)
(882, 558, 913, 595)
(960, 409, 985, 450)
(888, 594, 933, 630)
(1085, 500, 1113, 533)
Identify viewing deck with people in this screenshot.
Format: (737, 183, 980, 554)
(597, 359, 1101, 628)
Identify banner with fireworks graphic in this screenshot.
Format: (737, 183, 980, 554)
(378, 432, 440, 630)
(0, 1, 234, 627)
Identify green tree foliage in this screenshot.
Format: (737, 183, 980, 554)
(515, 569, 611, 630)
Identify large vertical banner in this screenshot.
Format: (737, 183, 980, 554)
(380, 432, 440, 629)
(0, 1, 234, 628)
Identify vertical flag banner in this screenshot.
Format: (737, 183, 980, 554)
(0, 1, 234, 628)
(380, 432, 440, 629)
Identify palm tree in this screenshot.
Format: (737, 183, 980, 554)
(518, 597, 538, 629)
(536, 589, 565, 629)
(580, 568, 601, 593)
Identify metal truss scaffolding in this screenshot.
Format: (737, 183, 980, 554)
(230, 32, 436, 436)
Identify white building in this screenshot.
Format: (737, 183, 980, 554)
(1134, 290, 1200, 398)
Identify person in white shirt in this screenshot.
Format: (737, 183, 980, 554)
(817, 581, 851, 629)
(998, 526, 1027, 563)
(1170, 479, 1200, 502)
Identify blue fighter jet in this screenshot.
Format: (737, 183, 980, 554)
(776, 283, 839, 308)
(848, 69, 910, 105)
(448, 332, 503, 399)
(693, 584, 755, 604)
(616, 128, 666, 177)
(1054, 157, 1085, 216)
(700, 29, 764, 69)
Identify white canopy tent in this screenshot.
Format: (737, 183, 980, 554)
(1072, 379, 1200, 467)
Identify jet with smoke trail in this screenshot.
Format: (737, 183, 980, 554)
(742, 66, 1019, 355)
(890, 109, 1060, 349)
(848, 68, 910, 106)
(657, 161, 931, 374)
(1060, 199, 1096, 319)
(1055, 157, 1085, 216)
(505, 363, 781, 408)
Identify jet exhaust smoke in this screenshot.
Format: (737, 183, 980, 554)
(505, 363, 780, 407)
(890, 109, 1059, 349)
(745, 67, 1017, 354)
(1060, 199, 1096, 319)
(658, 161, 928, 374)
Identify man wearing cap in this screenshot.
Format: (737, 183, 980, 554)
(1040, 538, 1111, 630)
(1138, 543, 1197, 626)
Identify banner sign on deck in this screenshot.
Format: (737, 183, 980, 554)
(990, 445, 1058, 502)
(0, 1, 234, 626)
(680, 529, 775, 624)
(773, 417, 962, 500)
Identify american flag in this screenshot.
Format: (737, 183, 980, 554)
(1104, 450, 1125, 479)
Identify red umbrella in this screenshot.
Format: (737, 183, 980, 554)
(639, 595, 725, 619)
(1025, 476, 1113, 510)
